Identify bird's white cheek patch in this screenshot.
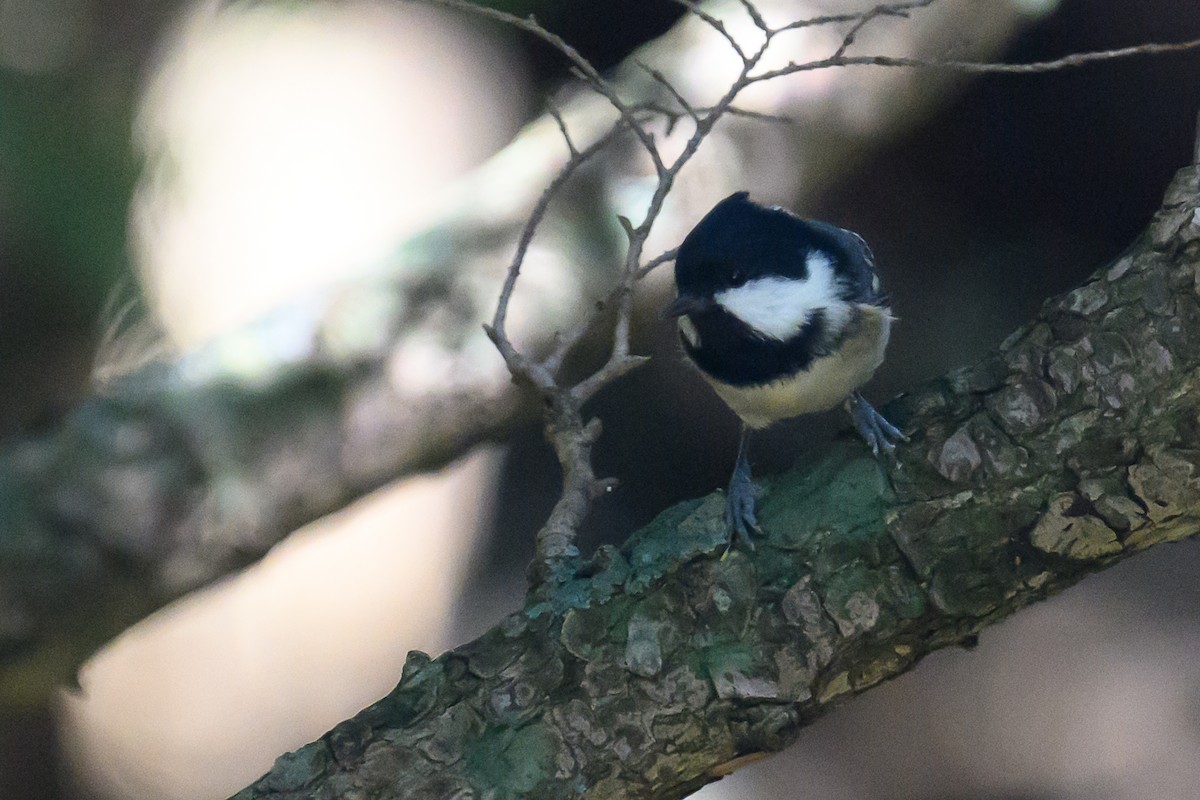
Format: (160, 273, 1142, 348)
(678, 315, 700, 348)
(714, 252, 844, 341)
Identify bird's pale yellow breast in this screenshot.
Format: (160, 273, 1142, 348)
(704, 304, 892, 429)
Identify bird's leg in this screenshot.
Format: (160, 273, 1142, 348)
(724, 423, 760, 550)
(846, 390, 906, 456)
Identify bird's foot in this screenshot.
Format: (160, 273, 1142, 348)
(724, 459, 761, 552)
(846, 391, 906, 456)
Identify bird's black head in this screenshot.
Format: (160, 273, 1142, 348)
(672, 192, 817, 299)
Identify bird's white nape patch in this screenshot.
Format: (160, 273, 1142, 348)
(714, 250, 849, 341)
(677, 315, 700, 348)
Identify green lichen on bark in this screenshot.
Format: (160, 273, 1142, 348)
(233, 167, 1200, 800)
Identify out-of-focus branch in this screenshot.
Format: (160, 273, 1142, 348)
(0, 339, 527, 706)
(231, 162, 1200, 800)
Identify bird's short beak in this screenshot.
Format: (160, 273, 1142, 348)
(663, 293, 710, 319)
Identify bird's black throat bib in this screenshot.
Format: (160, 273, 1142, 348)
(681, 307, 830, 387)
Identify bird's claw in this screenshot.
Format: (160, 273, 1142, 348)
(846, 391, 907, 456)
(724, 452, 761, 553)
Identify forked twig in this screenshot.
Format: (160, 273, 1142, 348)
(736, 0, 769, 33)
(639, 61, 700, 124)
(638, 247, 679, 279)
(489, 119, 624, 351)
(831, 2, 918, 59)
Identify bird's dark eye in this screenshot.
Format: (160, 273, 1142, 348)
(729, 270, 748, 287)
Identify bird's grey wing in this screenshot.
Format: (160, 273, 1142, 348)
(800, 219, 887, 306)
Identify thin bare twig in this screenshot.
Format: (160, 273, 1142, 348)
(542, 245, 671, 378)
(754, 36, 1200, 83)
(638, 61, 700, 124)
(736, 0, 768, 33)
(831, 2, 920, 60)
(635, 101, 799, 126)
(772, 0, 936, 35)
(545, 100, 578, 158)
(671, 0, 748, 62)
(490, 119, 624, 347)
(720, 106, 799, 124)
(415, 0, 666, 176)
(638, 248, 679, 279)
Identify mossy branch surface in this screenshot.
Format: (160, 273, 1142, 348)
(232, 167, 1200, 799)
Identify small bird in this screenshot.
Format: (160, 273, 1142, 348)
(666, 192, 903, 547)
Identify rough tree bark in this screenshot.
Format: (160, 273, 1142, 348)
(230, 161, 1200, 799)
(0, 0, 1031, 706)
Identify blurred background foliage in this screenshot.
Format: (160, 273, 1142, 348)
(0, 2, 181, 434)
(1, 0, 1200, 798)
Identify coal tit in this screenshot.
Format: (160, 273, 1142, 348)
(666, 192, 903, 547)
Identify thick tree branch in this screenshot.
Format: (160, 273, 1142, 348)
(232, 164, 1200, 800)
